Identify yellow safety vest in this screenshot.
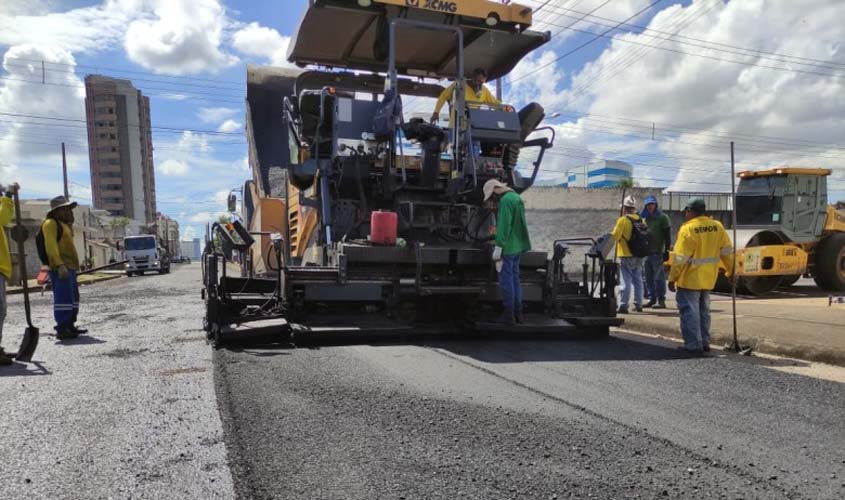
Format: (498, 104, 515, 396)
(668, 216, 733, 290)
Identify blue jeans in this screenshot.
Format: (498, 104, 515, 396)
(49, 269, 79, 331)
(644, 254, 667, 302)
(499, 254, 523, 313)
(675, 288, 711, 350)
(619, 257, 643, 309)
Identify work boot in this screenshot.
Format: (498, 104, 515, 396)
(56, 327, 79, 340)
(617, 306, 629, 315)
(676, 346, 704, 357)
(643, 299, 656, 308)
(71, 325, 89, 335)
(496, 310, 516, 326)
(652, 300, 666, 310)
(0, 348, 12, 366)
(702, 343, 711, 352)
(514, 309, 525, 325)
(635, 305, 643, 313)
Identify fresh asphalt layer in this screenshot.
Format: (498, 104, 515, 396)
(216, 322, 845, 495)
(2, 264, 842, 500)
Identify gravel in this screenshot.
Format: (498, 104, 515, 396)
(0, 264, 234, 500)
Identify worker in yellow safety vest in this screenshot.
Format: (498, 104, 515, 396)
(0, 183, 18, 365)
(668, 198, 733, 356)
(430, 67, 500, 127)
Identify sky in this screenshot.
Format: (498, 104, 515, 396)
(1, 0, 844, 241)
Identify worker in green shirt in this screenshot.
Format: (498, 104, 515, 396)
(483, 179, 531, 326)
(641, 196, 672, 309)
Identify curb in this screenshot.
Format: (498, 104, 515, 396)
(620, 315, 845, 367)
(6, 274, 124, 295)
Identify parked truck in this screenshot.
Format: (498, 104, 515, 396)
(124, 235, 171, 276)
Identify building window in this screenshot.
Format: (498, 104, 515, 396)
(104, 197, 122, 204)
(109, 121, 115, 126)
(98, 133, 107, 139)
(101, 170, 121, 177)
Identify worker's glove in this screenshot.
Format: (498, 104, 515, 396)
(429, 113, 439, 124)
(668, 281, 676, 293)
(56, 265, 69, 280)
(492, 246, 503, 262)
(662, 251, 670, 263)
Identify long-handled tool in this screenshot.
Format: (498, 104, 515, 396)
(725, 142, 752, 356)
(10, 188, 39, 362)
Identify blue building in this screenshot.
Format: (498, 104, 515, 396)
(562, 160, 634, 188)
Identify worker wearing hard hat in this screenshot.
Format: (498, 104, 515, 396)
(611, 195, 648, 314)
(484, 179, 531, 326)
(430, 67, 500, 126)
(0, 183, 18, 365)
(668, 198, 733, 355)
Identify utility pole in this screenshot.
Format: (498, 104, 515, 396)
(61, 142, 69, 199)
(496, 78, 502, 101)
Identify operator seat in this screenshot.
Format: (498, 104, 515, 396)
(402, 118, 447, 188)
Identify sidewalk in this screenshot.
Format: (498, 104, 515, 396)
(7, 272, 123, 295)
(619, 292, 845, 366)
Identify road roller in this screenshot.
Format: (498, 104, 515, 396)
(724, 167, 845, 295)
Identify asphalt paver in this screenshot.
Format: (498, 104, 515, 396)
(0, 263, 234, 500)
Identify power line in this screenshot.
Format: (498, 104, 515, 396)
(568, 0, 721, 99)
(4, 55, 246, 87)
(510, 0, 664, 84)
(0, 111, 244, 136)
(515, 9, 845, 82)
(521, 0, 845, 70)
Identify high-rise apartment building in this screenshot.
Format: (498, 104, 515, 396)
(84, 75, 157, 223)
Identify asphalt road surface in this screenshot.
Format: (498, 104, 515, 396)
(215, 292, 845, 497)
(3, 264, 843, 499)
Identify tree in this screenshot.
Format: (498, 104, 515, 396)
(617, 178, 636, 189)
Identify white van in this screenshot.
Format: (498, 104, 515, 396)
(124, 235, 170, 276)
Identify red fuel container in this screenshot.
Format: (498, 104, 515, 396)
(370, 210, 398, 245)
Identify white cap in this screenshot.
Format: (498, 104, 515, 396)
(483, 179, 511, 202)
(621, 195, 637, 208)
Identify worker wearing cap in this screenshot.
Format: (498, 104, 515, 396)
(668, 198, 733, 355)
(41, 196, 86, 340)
(611, 195, 644, 313)
(430, 67, 500, 127)
(0, 183, 18, 365)
(484, 179, 531, 326)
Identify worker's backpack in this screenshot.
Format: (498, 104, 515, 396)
(625, 215, 651, 258)
(35, 219, 63, 266)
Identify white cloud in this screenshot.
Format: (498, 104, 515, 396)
(124, 0, 238, 74)
(198, 106, 238, 123)
(216, 119, 241, 133)
(0, 44, 87, 197)
(513, 0, 845, 199)
(158, 159, 188, 176)
(0, 1, 135, 54)
(231, 22, 294, 68)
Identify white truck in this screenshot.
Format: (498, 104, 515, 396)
(123, 235, 171, 276)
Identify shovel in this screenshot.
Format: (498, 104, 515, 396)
(9, 188, 39, 362)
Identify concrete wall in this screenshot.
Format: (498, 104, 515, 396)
(521, 187, 732, 272)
